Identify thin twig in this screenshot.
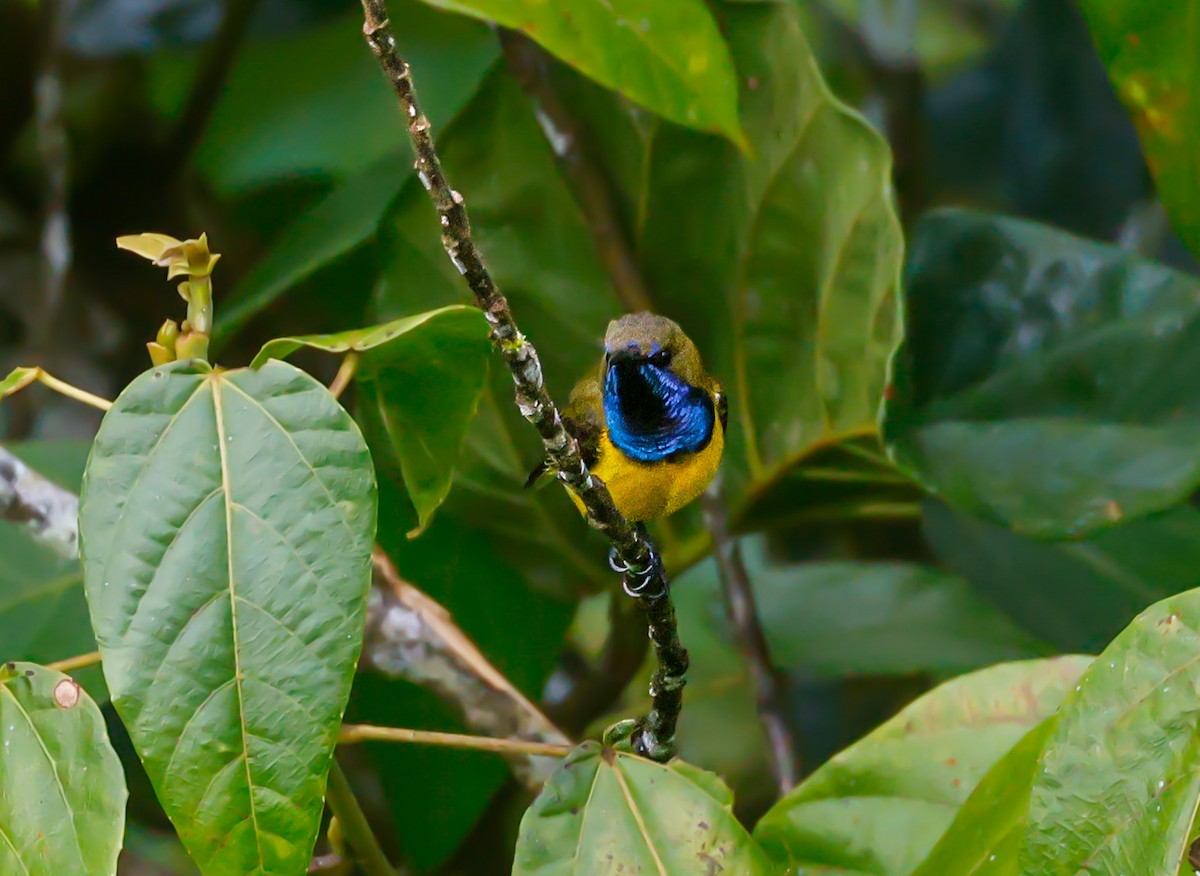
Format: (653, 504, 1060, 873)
(34, 370, 113, 410)
(499, 30, 653, 313)
(161, 0, 261, 178)
(702, 479, 798, 795)
(339, 723, 573, 758)
(0, 444, 81, 558)
(325, 760, 397, 876)
(47, 650, 101, 673)
(329, 353, 359, 399)
(33, 0, 72, 346)
(360, 0, 687, 761)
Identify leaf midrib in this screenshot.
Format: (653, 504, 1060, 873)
(209, 373, 267, 871)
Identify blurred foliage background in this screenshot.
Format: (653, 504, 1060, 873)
(2, 0, 1197, 872)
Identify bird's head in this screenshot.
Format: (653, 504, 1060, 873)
(602, 312, 704, 385)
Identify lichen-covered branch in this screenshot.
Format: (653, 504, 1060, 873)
(360, 0, 687, 761)
(0, 444, 79, 559)
(364, 549, 569, 785)
(702, 480, 798, 794)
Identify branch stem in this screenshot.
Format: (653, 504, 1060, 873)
(330, 354, 360, 400)
(325, 760, 397, 876)
(360, 0, 686, 761)
(339, 723, 573, 758)
(35, 370, 113, 411)
(702, 481, 798, 794)
(47, 651, 101, 673)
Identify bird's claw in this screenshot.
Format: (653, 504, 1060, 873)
(619, 545, 666, 600)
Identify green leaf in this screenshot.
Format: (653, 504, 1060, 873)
(911, 718, 1060, 876)
(513, 742, 777, 875)
(216, 158, 409, 341)
(0, 367, 37, 400)
(753, 657, 1091, 876)
(1080, 2, 1200, 259)
(147, 2, 497, 195)
(0, 662, 127, 875)
(79, 360, 377, 875)
(925, 499, 1200, 652)
(888, 208, 1200, 538)
(0, 442, 103, 697)
(1021, 589, 1200, 875)
(633, 1, 904, 528)
(421, 0, 745, 145)
(253, 305, 491, 530)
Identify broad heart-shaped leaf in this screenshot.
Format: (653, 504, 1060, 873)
(910, 718, 1060, 876)
(252, 305, 490, 531)
(0, 662, 127, 875)
(1021, 589, 1200, 875)
(924, 499, 1200, 652)
(377, 67, 620, 593)
(633, 0, 904, 528)
(79, 360, 377, 875)
(513, 742, 776, 875)
(887, 208, 1200, 539)
(421, 0, 744, 145)
(1080, 2, 1200, 260)
(753, 657, 1091, 876)
(0, 442, 104, 697)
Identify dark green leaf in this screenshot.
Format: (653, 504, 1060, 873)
(0, 662, 127, 875)
(79, 360, 377, 874)
(888, 208, 1200, 537)
(1080, 2, 1200, 259)
(754, 657, 1090, 876)
(911, 718, 1060, 876)
(420, 0, 744, 144)
(147, 2, 497, 195)
(217, 158, 409, 341)
(1022, 590, 1200, 875)
(513, 742, 776, 875)
(0, 442, 103, 697)
(925, 498, 1200, 652)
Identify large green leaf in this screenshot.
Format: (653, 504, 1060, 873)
(253, 305, 491, 532)
(0, 662, 127, 875)
(753, 657, 1090, 876)
(888, 208, 1200, 538)
(910, 718, 1060, 876)
(422, 0, 744, 144)
(1022, 589, 1200, 875)
(0, 442, 103, 696)
(513, 742, 776, 875)
(925, 498, 1200, 652)
(634, 0, 904, 527)
(79, 360, 377, 875)
(1080, 2, 1200, 259)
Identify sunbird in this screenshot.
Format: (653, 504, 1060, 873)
(529, 312, 727, 523)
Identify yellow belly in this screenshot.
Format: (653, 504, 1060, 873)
(569, 419, 724, 521)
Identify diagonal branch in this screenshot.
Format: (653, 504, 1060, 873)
(364, 548, 570, 786)
(359, 0, 687, 761)
(702, 480, 798, 794)
(0, 444, 80, 559)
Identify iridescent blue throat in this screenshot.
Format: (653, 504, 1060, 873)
(603, 359, 715, 463)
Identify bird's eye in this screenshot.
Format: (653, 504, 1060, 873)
(649, 349, 671, 366)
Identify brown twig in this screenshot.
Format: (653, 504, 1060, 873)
(702, 480, 798, 794)
(498, 30, 653, 313)
(339, 723, 573, 758)
(360, 0, 687, 761)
